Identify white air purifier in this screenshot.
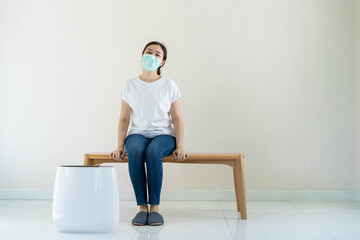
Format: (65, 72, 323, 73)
(52, 165, 119, 233)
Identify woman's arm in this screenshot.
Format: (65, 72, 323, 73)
(118, 99, 132, 150)
(170, 98, 184, 149)
(170, 98, 189, 161)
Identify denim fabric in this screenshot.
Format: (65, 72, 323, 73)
(124, 134, 176, 205)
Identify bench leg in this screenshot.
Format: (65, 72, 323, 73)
(233, 155, 247, 219)
(84, 154, 94, 166)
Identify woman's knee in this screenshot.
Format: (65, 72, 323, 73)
(145, 137, 176, 161)
(125, 134, 148, 158)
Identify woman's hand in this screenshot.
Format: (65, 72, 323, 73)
(172, 147, 189, 161)
(109, 148, 127, 161)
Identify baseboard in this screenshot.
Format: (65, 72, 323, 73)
(0, 189, 359, 201)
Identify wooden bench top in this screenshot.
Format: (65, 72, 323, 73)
(85, 153, 245, 168)
(87, 152, 244, 159)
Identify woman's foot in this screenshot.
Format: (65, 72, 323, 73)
(132, 211, 148, 226)
(131, 204, 149, 225)
(148, 211, 164, 226)
(148, 204, 163, 225)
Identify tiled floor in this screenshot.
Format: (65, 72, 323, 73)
(0, 199, 359, 240)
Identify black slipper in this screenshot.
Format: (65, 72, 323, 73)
(132, 211, 148, 225)
(148, 211, 164, 226)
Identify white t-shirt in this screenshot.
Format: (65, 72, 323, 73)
(120, 75, 181, 138)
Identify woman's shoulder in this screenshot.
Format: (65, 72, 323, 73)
(163, 76, 177, 85)
(124, 76, 138, 86)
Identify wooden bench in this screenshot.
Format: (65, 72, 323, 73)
(84, 153, 247, 219)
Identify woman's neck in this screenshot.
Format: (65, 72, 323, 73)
(139, 71, 161, 82)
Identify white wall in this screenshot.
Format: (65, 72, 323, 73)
(356, 0, 360, 189)
(0, 0, 359, 192)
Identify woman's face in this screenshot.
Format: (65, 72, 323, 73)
(142, 45, 165, 67)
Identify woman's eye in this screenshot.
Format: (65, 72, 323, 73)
(146, 51, 160, 57)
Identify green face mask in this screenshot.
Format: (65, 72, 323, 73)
(142, 54, 162, 72)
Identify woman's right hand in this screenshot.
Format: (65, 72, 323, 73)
(109, 148, 127, 161)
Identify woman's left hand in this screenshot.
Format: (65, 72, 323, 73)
(172, 147, 189, 161)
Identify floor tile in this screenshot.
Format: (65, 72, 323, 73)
(220, 201, 334, 240)
(289, 201, 360, 239)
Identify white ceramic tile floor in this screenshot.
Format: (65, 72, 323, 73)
(0, 199, 359, 240)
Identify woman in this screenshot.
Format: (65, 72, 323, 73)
(110, 41, 189, 226)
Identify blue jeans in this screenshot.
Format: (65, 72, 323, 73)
(124, 134, 176, 205)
